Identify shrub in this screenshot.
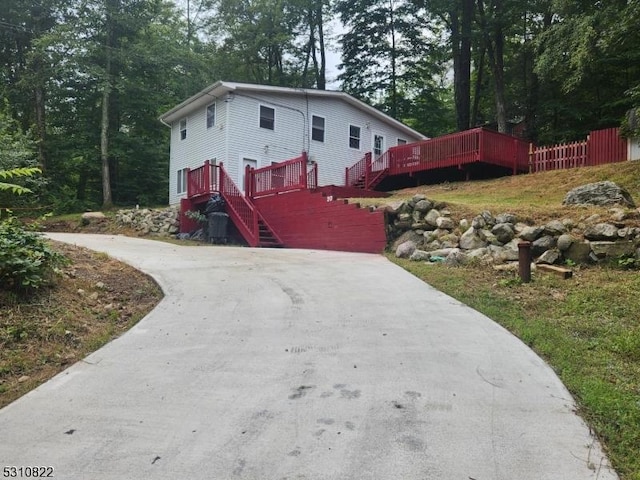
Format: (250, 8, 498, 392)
(0, 217, 68, 292)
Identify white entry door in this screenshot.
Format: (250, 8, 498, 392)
(373, 133, 385, 159)
(240, 157, 258, 193)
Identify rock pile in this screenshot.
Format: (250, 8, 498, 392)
(115, 206, 180, 236)
(387, 194, 640, 266)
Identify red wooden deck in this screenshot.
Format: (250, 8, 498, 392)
(346, 128, 530, 190)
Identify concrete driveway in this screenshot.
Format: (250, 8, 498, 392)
(1, 234, 617, 480)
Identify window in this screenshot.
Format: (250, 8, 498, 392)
(349, 125, 361, 149)
(397, 138, 407, 146)
(374, 134, 385, 156)
(206, 104, 216, 129)
(179, 119, 187, 140)
(259, 105, 275, 130)
(177, 167, 188, 194)
(311, 115, 325, 142)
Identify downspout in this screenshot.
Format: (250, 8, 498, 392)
(225, 93, 232, 173)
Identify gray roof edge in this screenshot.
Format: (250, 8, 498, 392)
(159, 81, 427, 140)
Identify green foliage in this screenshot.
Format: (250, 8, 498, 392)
(184, 209, 206, 223)
(0, 168, 42, 195)
(0, 217, 68, 292)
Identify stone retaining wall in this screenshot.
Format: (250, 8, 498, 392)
(387, 195, 640, 265)
(115, 206, 180, 236)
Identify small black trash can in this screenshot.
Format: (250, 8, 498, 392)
(207, 212, 229, 244)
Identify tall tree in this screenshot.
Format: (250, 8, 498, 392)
(414, 0, 473, 131)
(337, 0, 429, 118)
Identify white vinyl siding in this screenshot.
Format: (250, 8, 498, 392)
(168, 99, 228, 205)
(311, 115, 325, 142)
(167, 90, 423, 204)
(259, 105, 275, 130)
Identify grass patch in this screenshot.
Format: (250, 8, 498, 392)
(390, 254, 640, 479)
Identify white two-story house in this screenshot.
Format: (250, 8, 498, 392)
(159, 81, 426, 205)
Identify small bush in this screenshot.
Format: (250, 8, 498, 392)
(0, 217, 68, 292)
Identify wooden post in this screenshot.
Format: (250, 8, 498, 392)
(528, 143, 534, 173)
(518, 242, 532, 283)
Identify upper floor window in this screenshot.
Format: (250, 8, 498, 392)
(311, 115, 325, 142)
(179, 118, 187, 140)
(260, 105, 275, 130)
(206, 104, 216, 129)
(349, 125, 361, 149)
(397, 138, 407, 145)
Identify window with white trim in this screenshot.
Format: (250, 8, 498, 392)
(311, 115, 325, 142)
(374, 134, 385, 156)
(349, 125, 361, 149)
(177, 167, 188, 194)
(206, 104, 216, 129)
(259, 105, 275, 130)
(179, 118, 187, 140)
(397, 138, 407, 145)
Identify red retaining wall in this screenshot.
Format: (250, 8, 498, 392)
(253, 190, 387, 254)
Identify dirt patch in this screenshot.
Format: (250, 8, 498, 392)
(0, 240, 163, 408)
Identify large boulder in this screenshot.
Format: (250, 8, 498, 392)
(395, 240, 417, 259)
(563, 181, 636, 207)
(491, 223, 515, 244)
(584, 223, 619, 241)
(459, 227, 488, 250)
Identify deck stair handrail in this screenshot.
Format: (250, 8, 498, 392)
(218, 163, 283, 247)
(248, 152, 311, 198)
(345, 152, 372, 188)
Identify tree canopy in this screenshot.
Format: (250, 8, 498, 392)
(0, 0, 637, 210)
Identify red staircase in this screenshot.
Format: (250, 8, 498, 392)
(218, 164, 283, 247)
(181, 154, 387, 254)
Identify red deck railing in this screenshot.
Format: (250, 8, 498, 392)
(248, 152, 313, 198)
(187, 159, 218, 198)
(346, 128, 530, 189)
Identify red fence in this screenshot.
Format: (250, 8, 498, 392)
(531, 127, 626, 172)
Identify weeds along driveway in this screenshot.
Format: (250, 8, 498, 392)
(1, 233, 617, 480)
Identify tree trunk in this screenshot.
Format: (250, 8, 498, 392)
(477, 0, 507, 133)
(316, 1, 326, 90)
(34, 75, 47, 171)
(471, 45, 485, 127)
(101, 54, 113, 209)
(450, 0, 472, 131)
(101, 1, 114, 209)
(389, 0, 397, 118)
